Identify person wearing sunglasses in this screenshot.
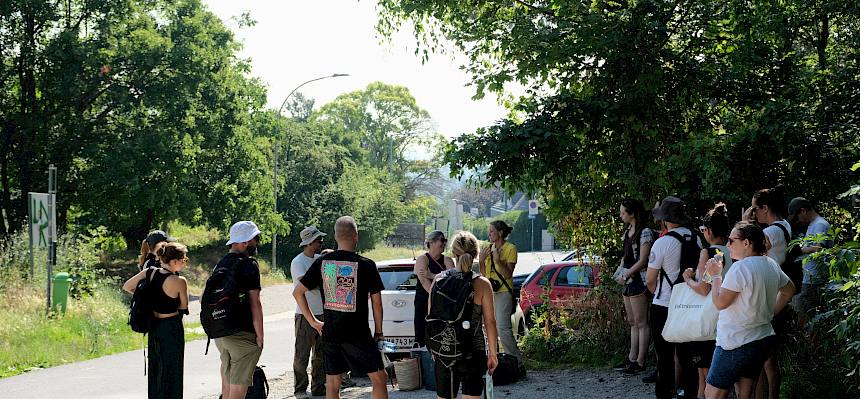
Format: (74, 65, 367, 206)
(743, 186, 793, 399)
(123, 242, 190, 399)
(414, 230, 454, 347)
(702, 221, 795, 399)
(681, 203, 734, 399)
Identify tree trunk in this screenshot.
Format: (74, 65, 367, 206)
(816, 12, 831, 137)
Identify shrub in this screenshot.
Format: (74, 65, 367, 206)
(521, 273, 627, 368)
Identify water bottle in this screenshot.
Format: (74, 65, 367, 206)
(377, 340, 397, 353)
(703, 250, 723, 284)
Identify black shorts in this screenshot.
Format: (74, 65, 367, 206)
(321, 337, 384, 375)
(435, 353, 488, 399)
(688, 340, 716, 368)
(623, 275, 648, 297)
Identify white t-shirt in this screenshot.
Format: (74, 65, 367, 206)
(648, 227, 702, 307)
(764, 220, 791, 265)
(291, 252, 324, 316)
(716, 256, 791, 350)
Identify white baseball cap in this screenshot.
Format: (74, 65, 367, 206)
(226, 221, 262, 245)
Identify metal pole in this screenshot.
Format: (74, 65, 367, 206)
(531, 217, 535, 252)
(46, 165, 56, 313)
(272, 142, 278, 271)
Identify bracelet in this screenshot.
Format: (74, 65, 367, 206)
(712, 275, 722, 281)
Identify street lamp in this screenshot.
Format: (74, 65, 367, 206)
(272, 73, 349, 271)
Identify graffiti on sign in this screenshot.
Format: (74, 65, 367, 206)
(29, 193, 52, 248)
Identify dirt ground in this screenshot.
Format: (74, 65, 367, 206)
(237, 367, 654, 399)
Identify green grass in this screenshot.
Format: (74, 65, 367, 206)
(0, 281, 206, 379)
(360, 245, 422, 262)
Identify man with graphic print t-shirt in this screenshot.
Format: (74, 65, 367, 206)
(293, 216, 388, 399)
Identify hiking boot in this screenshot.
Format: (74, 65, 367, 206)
(340, 377, 356, 388)
(642, 369, 657, 383)
(613, 359, 633, 371)
(621, 362, 646, 375)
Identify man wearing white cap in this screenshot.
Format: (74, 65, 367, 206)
(291, 226, 327, 398)
(215, 221, 264, 399)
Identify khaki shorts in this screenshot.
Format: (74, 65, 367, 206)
(215, 331, 262, 386)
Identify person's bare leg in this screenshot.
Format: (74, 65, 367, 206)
(697, 368, 708, 398)
(736, 377, 758, 399)
(326, 374, 343, 399)
(224, 384, 249, 399)
(367, 370, 389, 399)
(763, 357, 779, 399)
(755, 368, 767, 399)
(704, 383, 730, 399)
(631, 294, 650, 366)
(220, 365, 229, 399)
(623, 295, 638, 363)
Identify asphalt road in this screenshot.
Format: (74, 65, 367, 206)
(0, 284, 297, 399)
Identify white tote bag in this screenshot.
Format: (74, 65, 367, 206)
(661, 283, 719, 343)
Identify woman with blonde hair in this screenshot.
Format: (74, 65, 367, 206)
(124, 242, 189, 399)
(430, 231, 499, 399)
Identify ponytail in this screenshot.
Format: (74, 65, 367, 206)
(138, 240, 151, 268)
(457, 253, 474, 273)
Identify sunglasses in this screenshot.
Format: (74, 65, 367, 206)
(727, 236, 745, 245)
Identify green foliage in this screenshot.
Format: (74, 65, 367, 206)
(376, 0, 860, 257)
(0, 0, 282, 247)
(521, 281, 627, 368)
(402, 195, 442, 224)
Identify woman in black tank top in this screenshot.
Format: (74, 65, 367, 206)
(414, 230, 453, 347)
(123, 242, 189, 399)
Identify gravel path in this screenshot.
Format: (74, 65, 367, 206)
(255, 368, 653, 399)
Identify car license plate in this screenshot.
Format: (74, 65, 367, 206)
(390, 337, 414, 349)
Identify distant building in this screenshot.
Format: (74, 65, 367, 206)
(490, 192, 529, 216)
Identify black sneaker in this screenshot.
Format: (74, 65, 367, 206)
(613, 359, 633, 371)
(621, 362, 646, 375)
(642, 369, 657, 383)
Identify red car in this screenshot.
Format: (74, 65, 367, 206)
(518, 255, 602, 324)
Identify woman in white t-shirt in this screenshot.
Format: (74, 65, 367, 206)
(702, 222, 795, 399)
(743, 185, 792, 399)
(681, 203, 734, 399)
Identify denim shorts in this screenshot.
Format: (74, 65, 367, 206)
(707, 335, 775, 390)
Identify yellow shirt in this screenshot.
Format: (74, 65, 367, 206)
(481, 241, 518, 292)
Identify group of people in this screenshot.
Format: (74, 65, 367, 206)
(613, 187, 831, 399)
(291, 218, 522, 399)
(124, 221, 264, 399)
(121, 216, 525, 399)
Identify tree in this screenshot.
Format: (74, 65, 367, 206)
(377, 0, 860, 251)
(312, 81, 435, 177)
(0, 0, 283, 246)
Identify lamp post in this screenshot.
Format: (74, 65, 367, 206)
(272, 73, 349, 271)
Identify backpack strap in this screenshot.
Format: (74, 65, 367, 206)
(771, 222, 791, 246)
(489, 248, 513, 292)
(657, 232, 688, 298)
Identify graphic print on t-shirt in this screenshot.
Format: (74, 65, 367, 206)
(322, 260, 358, 312)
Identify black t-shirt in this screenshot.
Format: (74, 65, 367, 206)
(215, 252, 262, 333)
(300, 250, 384, 343)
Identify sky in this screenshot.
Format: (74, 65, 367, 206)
(202, 0, 509, 140)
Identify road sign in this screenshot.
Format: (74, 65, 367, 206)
(528, 199, 539, 216)
(29, 192, 54, 248)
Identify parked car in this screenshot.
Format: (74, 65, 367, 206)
(518, 255, 602, 326)
(368, 258, 525, 353)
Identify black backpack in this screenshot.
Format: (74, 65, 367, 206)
(659, 231, 703, 298)
(492, 353, 522, 386)
(246, 366, 269, 398)
(128, 267, 157, 334)
(771, 223, 803, 293)
(426, 270, 476, 369)
(201, 255, 248, 352)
